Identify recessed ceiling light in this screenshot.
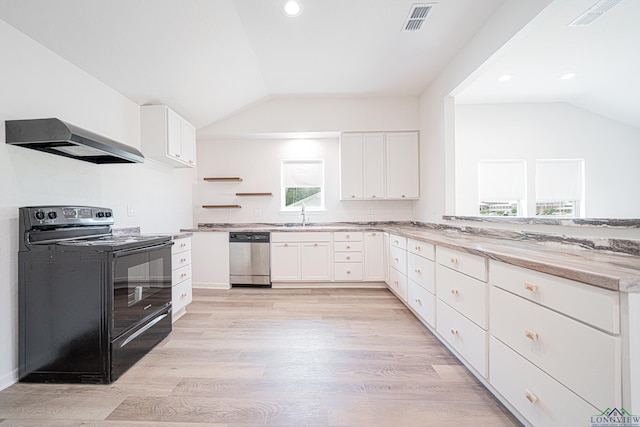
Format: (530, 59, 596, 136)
(282, 0, 303, 17)
(560, 72, 577, 80)
(497, 74, 513, 82)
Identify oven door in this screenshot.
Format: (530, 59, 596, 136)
(112, 242, 173, 337)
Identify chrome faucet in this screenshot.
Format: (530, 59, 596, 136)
(301, 202, 308, 226)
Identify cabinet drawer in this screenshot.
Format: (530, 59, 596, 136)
(407, 253, 435, 294)
(490, 260, 620, 334)
(172, 251, 192, 270)
(436, 247, 486, 281)
(172, 237, 191, 254)
(408, 280, 435, 327)
(271, 232, 332, 242)
(389, 245, 407, 274)
(172, 264, 192, 285)
(334, 252, 363, 262)
(436, 264, 487, 329)
(334, 231, 363, 242)
(388, 267, 408, 302)
(408, 239, 435, 260)
(334, 241, 363, 252)
(437, 299, 487, 377)
(172, 278, 193, 314)
(490, 337, 598, 427)
(389, 234, 406, 250)
(334, 263, 363, 281)
(490, 286, 621, 409)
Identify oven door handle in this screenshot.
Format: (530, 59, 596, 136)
(113, 241, 173, 257)
(120, 312, 169, 348)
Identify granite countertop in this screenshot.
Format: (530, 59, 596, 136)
(186, 222, 640, 292)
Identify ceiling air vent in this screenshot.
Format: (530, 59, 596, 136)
(568, 0, 622, 27)
(402, 3, 435, 32)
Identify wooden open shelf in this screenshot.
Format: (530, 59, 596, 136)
(235, 192, 273, 197)
(202, 205, 242, 209)
(203, 177, 243, 182)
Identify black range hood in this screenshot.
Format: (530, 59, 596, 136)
(5, 118, 144, 164)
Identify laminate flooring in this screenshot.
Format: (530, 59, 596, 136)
(0, 288, 522, 426)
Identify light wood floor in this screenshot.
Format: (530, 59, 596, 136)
(0, 288, 522, 426)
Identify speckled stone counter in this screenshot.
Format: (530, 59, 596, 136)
(186, 222, 640, 292)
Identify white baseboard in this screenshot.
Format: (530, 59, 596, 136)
(192, 281, 231, 290)
(0, 368, 18, 392)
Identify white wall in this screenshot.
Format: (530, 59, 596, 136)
(198, 96, 420, 138)
(0, 19, 195, 390)
(415, 0, 555, 223)
(455, 102, 640, 218)
(195, 138, 416, 224)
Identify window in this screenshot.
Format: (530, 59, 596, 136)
(478, 160, 526, 216)
(535, 159, 584, 217)
(281, 160, 324, 210)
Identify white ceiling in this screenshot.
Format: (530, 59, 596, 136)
(0, 0, 505, 129)
(455, 0, 640, 129)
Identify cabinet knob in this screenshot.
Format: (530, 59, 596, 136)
(525, 389, 539, 404)
(351, 195, 356, 198)
(346, 270, 351, 274)
(314, 243, 318, 247)
(401, 195, 406, 198)
(284, 243, 288, 247)
(346, 235, 350, 239)
(450, 257, 458, 264)
(394, 257, 399, 262)
(346, 245, 351, 249)
(451, 289, 459, 295)
(372, 195, 376, 198)
(346, 256, 351, 260)
(524, 329, 539, 341)
(524, 282, 538, 292)
(176, 154, 181, 158)
(450, 328, 459, 336)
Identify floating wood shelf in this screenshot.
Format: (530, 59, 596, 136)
(235, 192, 273, 197)
(203, 177, 243, 182)
(202, 205, 242, 209)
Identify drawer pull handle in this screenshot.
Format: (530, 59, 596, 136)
(525, 389, 538, 404)
(346, 270, 351, 274)
(451, 289, 459, 295)
(346, 235, 350, 238)
(394, 258, 399, 262)
(415, 298, 422, 305)
(524, 329, 539, 341)
(415, 268, 421, 273)
(181, 273, 187, 278)
(284, 243, 288, 247)
(346, 245, 351, 249)
(415, 245, 420, 250)
(346, 256, 351, 260)
(450, 257, 458, 264)
(524, 282, 538, 292)
(314, 243, 318, 247)
(181, 292, 187, 298)
(180, 258, 187, 262)
(393, 281, 398, 286)
(394, 240, 399, 244)
(180, 243, 186, 248)
(450, 328, 459, 336)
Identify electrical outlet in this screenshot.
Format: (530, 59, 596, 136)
(127, 205, 135, 217)
(368, 207, 374, 215)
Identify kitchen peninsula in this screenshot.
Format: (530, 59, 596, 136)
(188, 220, 640, 427)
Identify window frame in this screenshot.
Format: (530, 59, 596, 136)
(280, 159, 325, 212)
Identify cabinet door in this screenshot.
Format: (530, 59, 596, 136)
(301, 242, 332, 281)
(271, 243, 301, 281)
(363, 133, 385, 199)
(181, 120, 196, 166)
(167, 108, 183, 160)
(364, 232, 384, 281)
(386, 132, 419, 199)
(340, 133, 363, 200)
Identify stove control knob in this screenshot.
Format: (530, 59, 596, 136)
(47, 211, 57, 219)
(105, 211, 112, 218)
(34, 211, 45, 220)
(96, 212, 105, 218)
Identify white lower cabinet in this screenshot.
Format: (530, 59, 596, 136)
(490, 337, 599, 427)
(408, 280, 435, 327)
(271, 232, 332, 282)
(490, 284, 621, 411)
(171, 237, 192, 322)
(437, 299, 487, 377)
(334, 232, 363, 281)
(388, 267, 408, 302)
(363, 232, 385, 281)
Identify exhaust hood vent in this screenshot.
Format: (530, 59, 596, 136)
(568, 0, 622, 27)
(402, 3, 435, 32)
(5, 118, 144, 164)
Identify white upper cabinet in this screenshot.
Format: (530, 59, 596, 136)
(340, 131, 419, 200)
(386, 132, 419, 199)
(141, 105, 197, 168)
(339, 133, 364, 199)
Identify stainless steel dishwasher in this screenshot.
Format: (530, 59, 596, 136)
(229, 232, 271, 287)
